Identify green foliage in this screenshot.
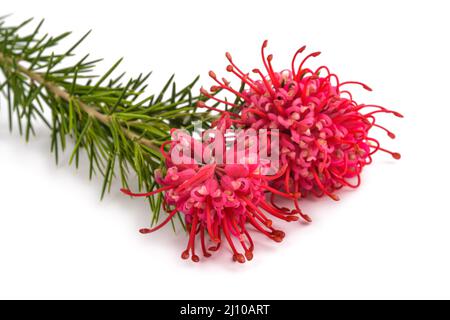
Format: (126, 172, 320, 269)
(0, 16, 214, 228)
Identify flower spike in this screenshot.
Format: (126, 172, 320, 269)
(201, 41, 402, 203)
(124, 130, 302, 263)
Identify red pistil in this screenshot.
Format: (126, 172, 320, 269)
(182, 211, 200, 262)
(312, 169, 340, 201)
(200, 226, 211, 258)
(249, 164, 288, 181)
(196, 100, 227, 113)
(291, 45, 307, 78)
(259, 201, 299, 222)
(372, 123, 396, 139)
(230, 218, 253, 260)
(200, 88, 239, 109)
(266, 54, 280, 87)
(340, 81, 373, 91)
(222, 216, 245, 263)
(378, 147, 402, 160)
(296, 51, 321, 81)
(226, 66, 262, 93)
(260, 185, 299, 199)
(209, 72, 247, 99)
(121, 185, 173, 197)
(252, 68, 275, 97)
(261, 40, 278, 86)
(139, 209, 178, 234)
(205, 200, 219, 243)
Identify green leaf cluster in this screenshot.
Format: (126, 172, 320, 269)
(0, 16, 214, 228)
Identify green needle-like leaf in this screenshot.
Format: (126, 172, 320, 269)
(0, 17, 216, 230)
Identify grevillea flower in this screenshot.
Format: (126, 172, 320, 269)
(199, 41, 402, 201)
(121, 130, 301, 263)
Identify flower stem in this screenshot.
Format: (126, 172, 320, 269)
(0, 51, 159, 152)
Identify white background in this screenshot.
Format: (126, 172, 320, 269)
(1, 0, 449, 299)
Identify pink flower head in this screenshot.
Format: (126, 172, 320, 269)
(199, 41, 402, 201)
(121, 130, 302, 263)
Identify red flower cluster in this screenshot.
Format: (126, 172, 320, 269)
(123, 41, 401, 263)
(200, 41, 402, 201)
(122, 131, 301, 263)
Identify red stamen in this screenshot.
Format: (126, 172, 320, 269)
(121, 185, 173, 197)
(315, 65, 331, 76)
(243, 198, 273, 227)
(284, 166, 291, 193)
(296, 51, 321, 81)
(366, 109, 404, 118)
(140, 209, 178, 234)
(366, 137, 381, 155)
(259, 201, 299, 222)
(291, 45, 307, 78)
(252, 68, 275, 96)
(211, 74, 247, 99)
(222, 216, 245, 263)
(159, 140, 173, 160)
(372, 123, 396, 139)
(294, 184, 312, 222)
(312, 169, 340, 201)
(225, 52, 254, 83)
(208, 223, 222, 252)
(260, 40, 277, 85)
(241, 221, 255, 253)
(378, 147, 401, 160)
(267, 54, 280, 87)
(197, 100, 228, 114)
(242, 107, 268, 120)
(250, 164, 288, 181)
(176, 164, 216, 193)
(246, 212, 274, 239)
(206, 201, 219, 243)
(200, 88, 240, 109)
(340, 81, 372, 91)
(230, 218, 253, 260)
(200, 226, 211, 258)
(270, 193, 291, 213)
(189, 213, 200, 262)
(261, 185, 299, 199)
(225, 66, 258, 91)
